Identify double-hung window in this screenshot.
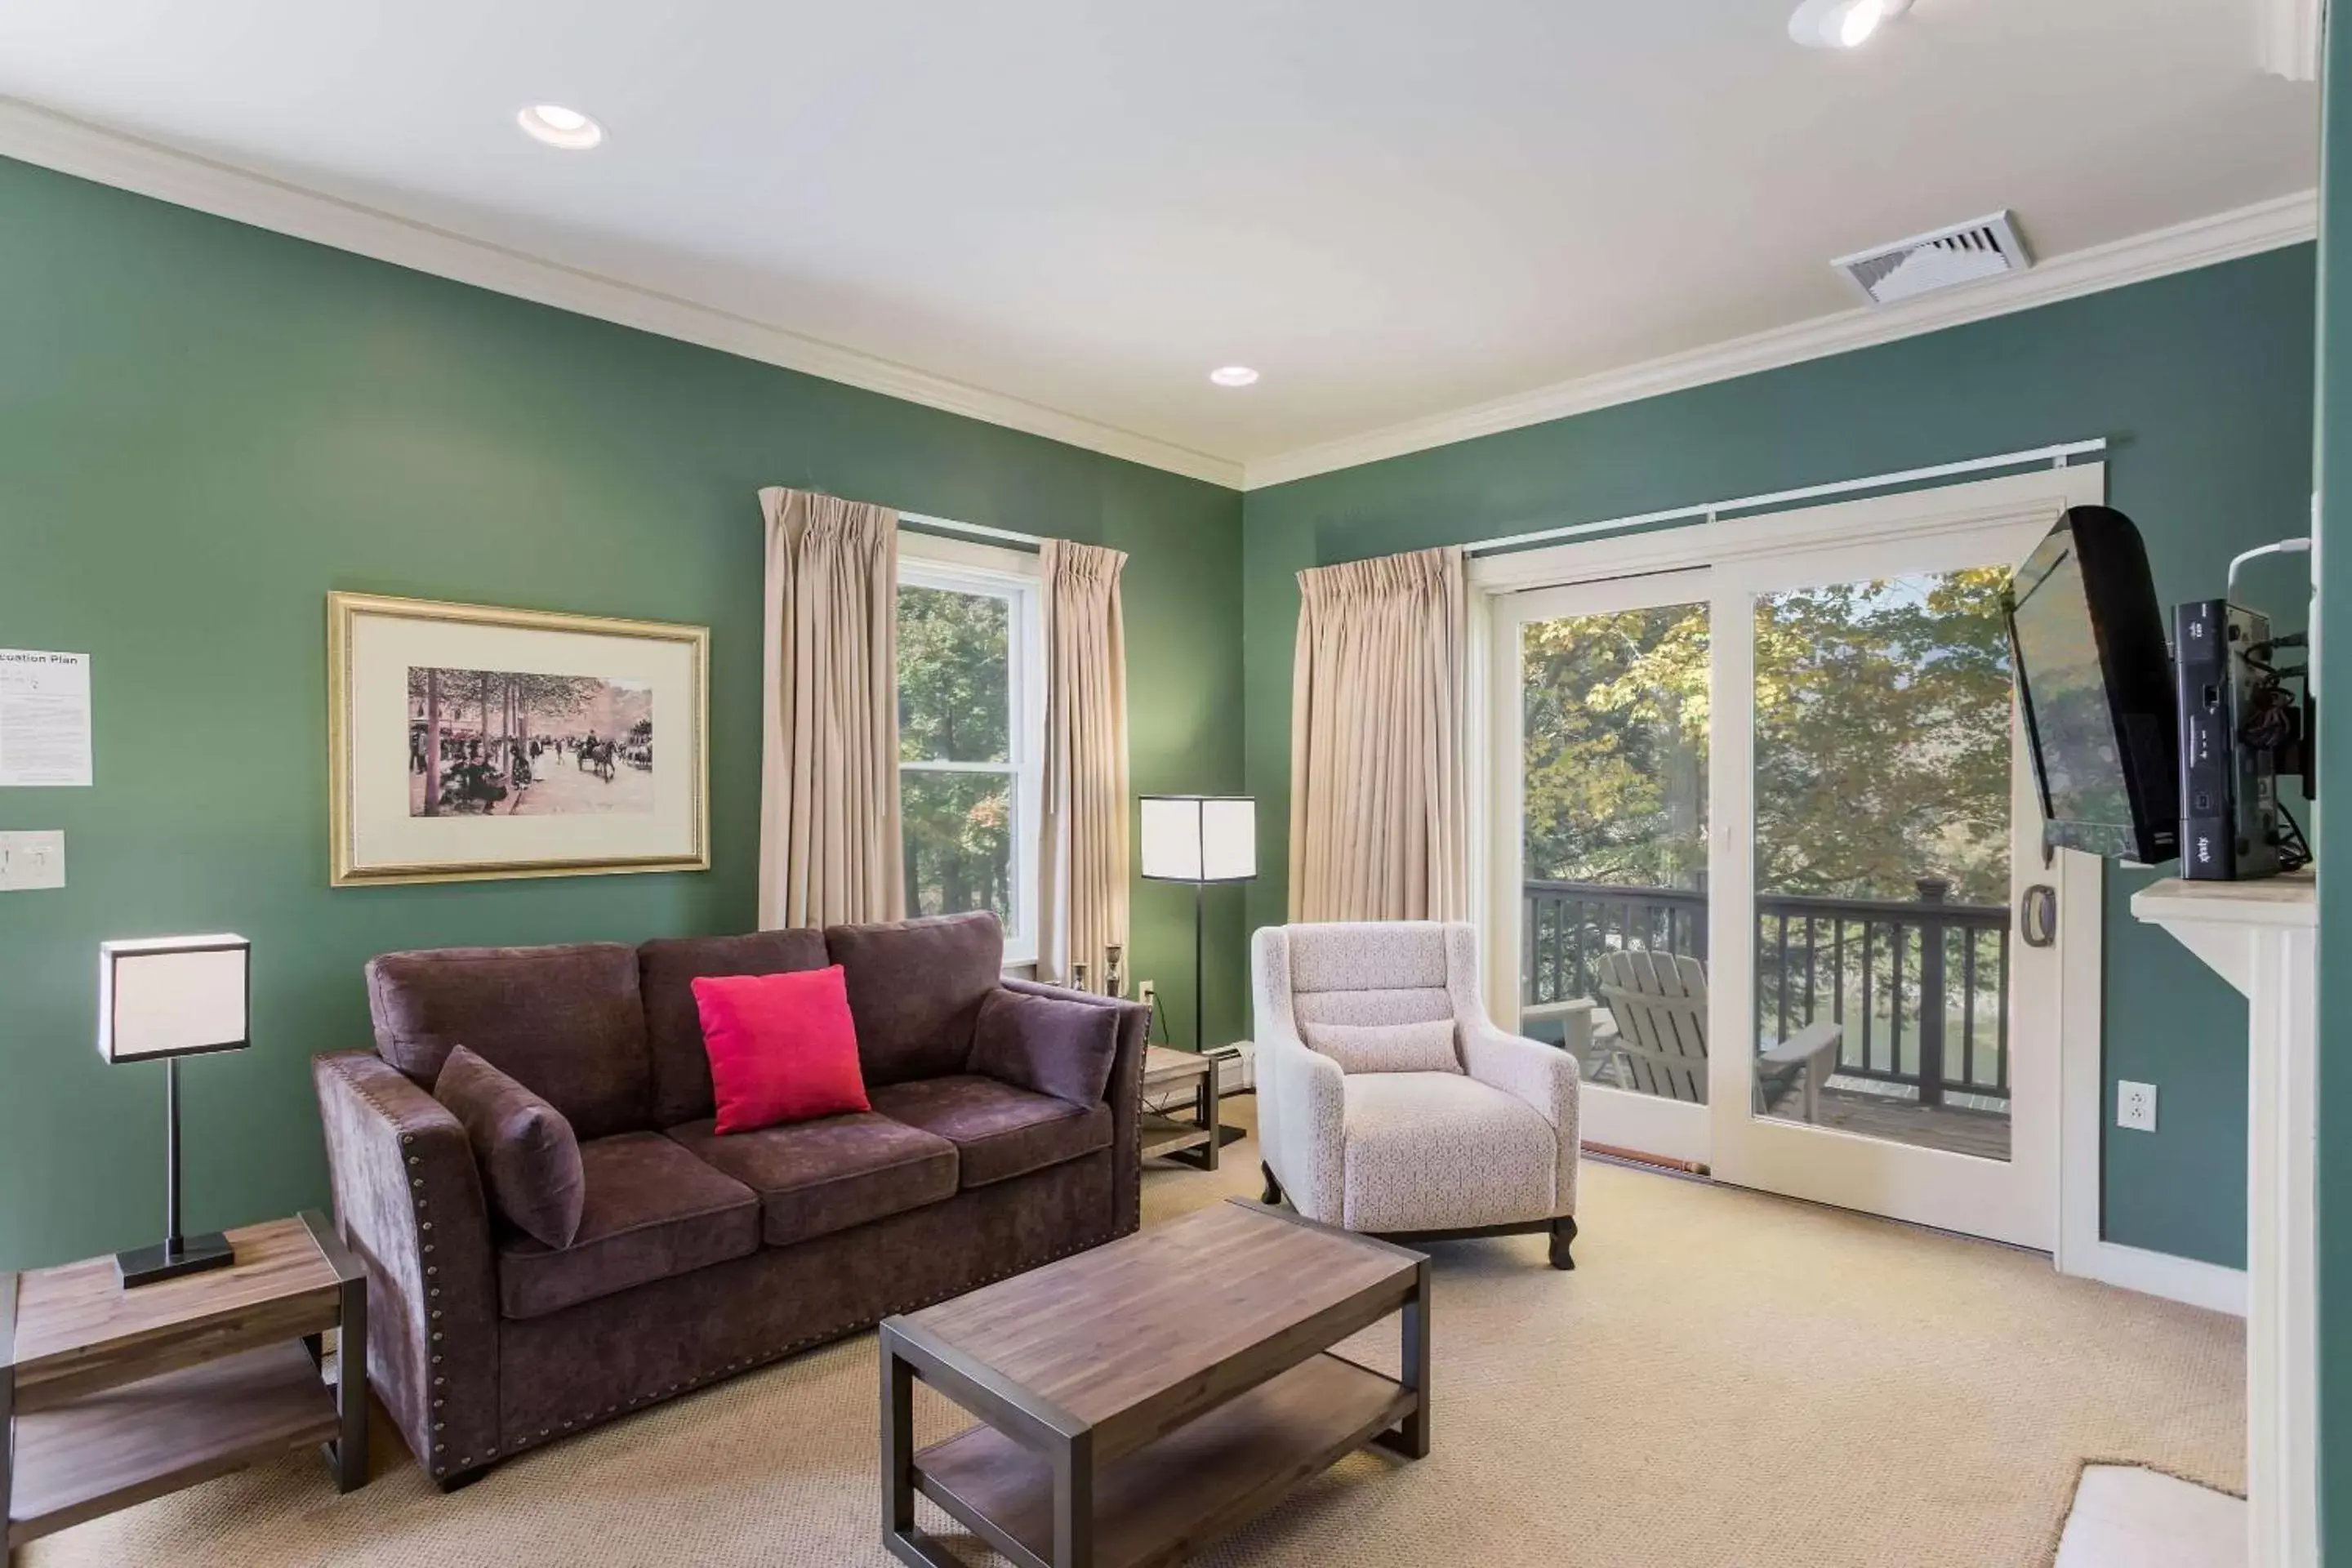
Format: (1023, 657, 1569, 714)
(895, 532, 1045, 966)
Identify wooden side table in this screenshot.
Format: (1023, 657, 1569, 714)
(1138, 1046, 1220, 1171)
(3, 1210, 368, 1560)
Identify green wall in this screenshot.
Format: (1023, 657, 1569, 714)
(2313, 7, 2350, 1554)
(0, 157, 1245, 1272)
(1244, 245, 2320, 1268)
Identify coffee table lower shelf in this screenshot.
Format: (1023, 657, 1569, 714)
(912, 1352, 1414, 1568)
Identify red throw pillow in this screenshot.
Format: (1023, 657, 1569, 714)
(691, 966, 871, 1134)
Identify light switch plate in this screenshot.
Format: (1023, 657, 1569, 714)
(0, 830, 65, 891)
(2117, 1079, 2158, 1133)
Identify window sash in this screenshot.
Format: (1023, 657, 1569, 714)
(895, 536, 1045, 966)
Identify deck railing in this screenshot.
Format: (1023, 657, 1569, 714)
(1523, 877, 2011, 1107)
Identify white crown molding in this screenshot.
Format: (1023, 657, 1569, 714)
(0, 97, 1246, 491)
(1242, 189, 2319, 490)
(0, 97, 2314, 500)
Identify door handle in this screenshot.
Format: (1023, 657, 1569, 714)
(2020, 884, 2058, 947)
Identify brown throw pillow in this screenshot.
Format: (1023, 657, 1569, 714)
(434, 1045, 586, 1249)
(967, 988, 1120, 1107)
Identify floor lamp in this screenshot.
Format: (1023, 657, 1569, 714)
(1138, 795, 1257, 1066)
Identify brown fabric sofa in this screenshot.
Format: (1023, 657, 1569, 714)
(312, 911, 1147, 1489)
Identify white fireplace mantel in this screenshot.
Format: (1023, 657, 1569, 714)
(2132, 871, 2318, 1568)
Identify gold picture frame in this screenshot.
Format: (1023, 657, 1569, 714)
(327, 591, 710, 887)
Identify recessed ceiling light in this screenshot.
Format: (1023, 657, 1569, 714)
(1788, 0, 1911, 50)
(517, 104, 604, 150)
(1209, 366, 1260, 388)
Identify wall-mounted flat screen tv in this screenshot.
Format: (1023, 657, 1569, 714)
(2006, 505, 2178, 864)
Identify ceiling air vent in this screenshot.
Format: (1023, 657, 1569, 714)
(1833, 212, 2032, 306)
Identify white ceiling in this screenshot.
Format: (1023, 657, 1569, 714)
(0, 0, 2319, 479)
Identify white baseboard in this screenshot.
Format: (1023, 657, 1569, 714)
(1214, 1040, 1256, 1095)
(2065, 1240, 2248, 1317)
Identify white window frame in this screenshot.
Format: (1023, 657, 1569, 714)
(896, 530, 1047, 967)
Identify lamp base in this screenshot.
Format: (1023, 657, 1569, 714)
(116, 1232, 235, 1289)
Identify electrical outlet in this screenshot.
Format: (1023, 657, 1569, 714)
(1137, 981, 1156, 1010)
(0, 831, 65, 891)
(2117, 1080, 2158, 1133)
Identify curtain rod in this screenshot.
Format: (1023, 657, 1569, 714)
(899, 510, 1047, 549)
(1464, 439, 2109, 559)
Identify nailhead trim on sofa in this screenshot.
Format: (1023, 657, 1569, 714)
(345, 1024, 1144, 1486)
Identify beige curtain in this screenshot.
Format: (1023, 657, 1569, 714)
(1037, 539, 1131, 988)
(1288, 545, 1468, 922)
(757, 487, 905, 929)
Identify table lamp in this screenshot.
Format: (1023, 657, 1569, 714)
(1138, 796, 1255, 1055)
(98, 934, 251, 1286)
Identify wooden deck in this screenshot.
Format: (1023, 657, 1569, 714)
(1760, 1082, 2011, 1161)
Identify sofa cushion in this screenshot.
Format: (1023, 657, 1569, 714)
(826, 912, 1004, 1086)
(639, 930, 830, 1126)
(433, 1045, 586, 1249)
(366, 942, 652, 1140)
(1339, 1071, 1558, 1233)
(497, 1132, 758, 1321)
(666, 1113, 958, 1248)
(967, 987, 1120, 1107)
(868, 1075, 1112, 1189)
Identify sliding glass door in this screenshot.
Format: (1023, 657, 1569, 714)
(1492, 569, 1715, 1168)
(1486, 476, 2082, 1247)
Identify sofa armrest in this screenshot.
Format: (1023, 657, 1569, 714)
(1462, 1022, 1582, 1217)
(313, 1050, 501, 1482)
(999, 980, 1150, 1236)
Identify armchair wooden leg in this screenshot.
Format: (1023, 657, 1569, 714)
(1548, 1215, 1578, 1272)
(1260, 1161, 1285, 1206)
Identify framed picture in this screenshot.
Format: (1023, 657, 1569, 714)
(327, 592, 709, 886)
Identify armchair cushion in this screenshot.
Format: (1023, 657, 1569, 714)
(826, 911, 1004, 1086)
(1300, 1018, 1462, 1076)
(497, 1133, 758, 1320)
(869, 1075, 1112, 1188)
(666, 1112, 957, 1247)
(639, 929, 830, 1126)
(967, 987, 1120, 1107)
(433, 1045, 586, 1250)
(1339, 1071, 1558, 1232)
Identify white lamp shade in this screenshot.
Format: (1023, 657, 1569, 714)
(1138, 796, 1256, 883)
(98, 935, 251, 1062)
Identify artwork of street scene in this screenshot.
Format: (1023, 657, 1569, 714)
(409, 666, 653, 817)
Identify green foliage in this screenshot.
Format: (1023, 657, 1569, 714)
(1521, 568, 2011, 906)
(1754, 568, 2011, 903)
(897, 586, 1009, 763)
(896, 586, 1015, 923)
(1521, 606, 1709, 888)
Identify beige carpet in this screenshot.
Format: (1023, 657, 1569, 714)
(26, 1100, 2243, 1568)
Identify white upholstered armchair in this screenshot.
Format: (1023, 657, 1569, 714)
(1252, 921, 1581, 1269)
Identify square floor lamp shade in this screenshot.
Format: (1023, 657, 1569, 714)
(1138, 796, 1255, 1056)
(98, 934, 251, 1287)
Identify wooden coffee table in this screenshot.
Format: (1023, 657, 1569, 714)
(3, 1212, 368, 1560)
(880, 1199, 1428, 1568)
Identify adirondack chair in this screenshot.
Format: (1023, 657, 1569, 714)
(1592, 950, 1845, 1123)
